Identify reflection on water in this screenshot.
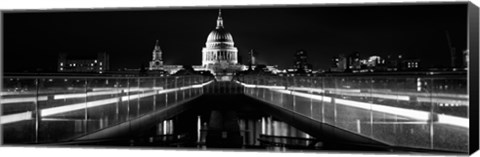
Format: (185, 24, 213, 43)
(236, 116, 319, 150)
(122, 111, 319, 151)
(81, 104, 320, 151)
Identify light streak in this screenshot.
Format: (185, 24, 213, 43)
(289, 90, 332, 102)
(0, 111, 32, 124)
(120, 91, 157, 102)
(1, 96, 48, 104)
(54, 93, 87, 99)
(437, 114, 469, 128)
(41, 97, 119, 117)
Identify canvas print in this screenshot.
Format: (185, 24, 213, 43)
(1, 2, 477, 155)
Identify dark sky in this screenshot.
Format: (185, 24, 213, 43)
(3, 3, 468, 72)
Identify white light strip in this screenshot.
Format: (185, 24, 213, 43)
(87, 90, 123, 96)
(157, 88, 178, 94)
(41, 102, 86, 117)
(191, 84, 203, 88)
(256, 85, 285, 90)
(368, 102, 430, 121)
(370, 93, 410, 101)
(41, 97, 119, 117)
(1, 96, 48, 104)
(437, 114, 469, 128)
(288, 86, 411, 101)
(325, 88, 362, 93)
(290, 90, 332, 102)
(54, 88, 157, 100)
(274, 89, 291, 95)
(121, 91, 157, 102)
(417, 97, 469, 106)
(54, 93, 87, 100)
(242, 83, 256, 88)
(1, 91, 37, 96)
(330, 91, 411, 101)
(92, 87, 117, 91)
(0, 111, 32, 124)
(86, 98, 120, 108)
(125, 88, 141, 92)
(288, 87, 325, 93)
(204, 80, 214, 86)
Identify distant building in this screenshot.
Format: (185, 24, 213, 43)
(347, 52, 361, 70)
(401, 59, 420, 70)
(58, 52, 109, 73)
(463, 49, 468, 69)
(293, 50, 312, 73)
(366, 55, 384, 68)
(385, 54, 421, 71)
(330, 54, 348, 72)
(385, 54, 402, 71)
(329, 52, 420, 73)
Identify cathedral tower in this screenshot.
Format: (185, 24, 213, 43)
(149, 40, 164, 70)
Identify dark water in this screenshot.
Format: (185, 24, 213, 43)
(68, 101, 320, 151)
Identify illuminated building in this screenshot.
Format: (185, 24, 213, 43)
(293, 50, 312, 73)
(201, 9, 242, 74)
(347, 52, 361, 70)
(366, 55, 384, 67)
(149, 40, 164, 70)
(58, 52, 109, 73)
(401, 59, 420, 70)
(330, 54, 348, 72)
(145, 40, 183, 75)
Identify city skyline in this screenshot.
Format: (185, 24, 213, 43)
(3, 3, 467, 72)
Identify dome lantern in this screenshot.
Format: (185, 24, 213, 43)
(216, 9, 223, 29)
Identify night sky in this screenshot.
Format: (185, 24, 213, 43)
(3, 3, 468, 72)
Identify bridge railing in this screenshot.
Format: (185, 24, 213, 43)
(1, 75, 213, 144)
(235, 74, 468, 152)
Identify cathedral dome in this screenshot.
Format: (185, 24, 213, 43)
(207, 28, 233, 43)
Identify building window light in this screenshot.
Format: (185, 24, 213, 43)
(94, 60, 98, 63)
(60, 62, 63, 66)
(100, 62, 103, 66)
(60, 68, 63, 71)
(73, 63, 76, 67)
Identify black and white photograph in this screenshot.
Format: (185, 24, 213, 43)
(0, 1, 479, 156)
